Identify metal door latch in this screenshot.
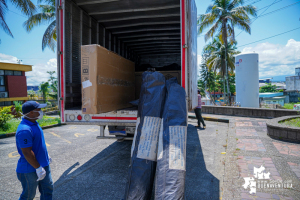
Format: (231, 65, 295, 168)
(183, 44, 188, 48)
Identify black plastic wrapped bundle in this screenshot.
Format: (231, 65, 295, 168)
(124, 71, 166, 200)
(155, 77, 187, 200)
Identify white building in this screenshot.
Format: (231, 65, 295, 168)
(286, 67, 300, 91)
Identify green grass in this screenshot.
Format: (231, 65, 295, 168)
(0, 116, 61, 135)
(279, 118, 300, 128)
(283, 102, 300, 110)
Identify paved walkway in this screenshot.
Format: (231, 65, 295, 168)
(213, 115, 300, 200)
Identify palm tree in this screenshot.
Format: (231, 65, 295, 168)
(198, 0, 257, 103)
(204, 38, 240, 103)
(39, 81, 49, 102)
(199, 53, 217, 104)
(0, 0, 36, 41)
(23, 0, 56, 51)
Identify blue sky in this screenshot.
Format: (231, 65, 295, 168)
(0, 0, 300, 85)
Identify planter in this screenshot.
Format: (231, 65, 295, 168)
(266, 115, 300, 142)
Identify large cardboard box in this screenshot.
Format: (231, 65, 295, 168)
(81, 45, 135, 114)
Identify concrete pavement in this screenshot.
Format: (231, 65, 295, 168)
(0, 120, 227, 200)
(0, 114, 299, 199)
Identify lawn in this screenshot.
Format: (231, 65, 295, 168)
(279, 117, 300, 128)
(0, 116, 61, 135)
(283, 102, 300, 109)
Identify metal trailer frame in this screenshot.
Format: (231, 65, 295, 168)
(56, 0, 198, 139)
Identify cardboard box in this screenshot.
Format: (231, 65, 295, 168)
(81, 45, 135, 114)
(135, 71, 181, 98)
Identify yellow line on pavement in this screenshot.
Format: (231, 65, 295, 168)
(74, 133, 84, 137)
(50, 132, 61, 137)
(87, 128, 98, 132)
(8, 151, 20, 158)
(49, 132, 71, 144)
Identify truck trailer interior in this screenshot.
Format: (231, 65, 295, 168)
(59, 0, 184, 110)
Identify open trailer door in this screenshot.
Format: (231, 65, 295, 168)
(186, 0, 198, 110)
(182, 0, 198, 111)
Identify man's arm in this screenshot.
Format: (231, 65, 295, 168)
(21, 147, 40, 169)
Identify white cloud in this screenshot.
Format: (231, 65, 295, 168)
(0, 53, 57, 86)
(26, 58, 57, 86)
(0, 53, 19, 63)
(241, 39, 300, 78)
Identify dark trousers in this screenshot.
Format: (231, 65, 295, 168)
(17, 165, 53, 200)
(194, 108, 206, 127)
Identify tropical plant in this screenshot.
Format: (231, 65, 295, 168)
(198, 0, 257, 103)
(47, 71, 57, 100)
(39, 81, 50, 101)
(23, 0, 56, 51)
(204, 38, 240, 101)
(48, 80, 57, 100)
(198, 54, 217, 104)
(205, 38, 239, 75)
(259, 83, 277, 93)
(47, 71, 56, 85)
(28, 89, 36, 98)
(0, 0, 36, 42)
(0, 106, 13, 130)
(12, 101, 23, 118)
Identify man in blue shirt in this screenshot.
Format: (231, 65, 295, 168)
(16, 101, 53, 200)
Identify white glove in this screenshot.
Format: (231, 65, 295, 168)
(48, 155, 52, 164)
(36, 166, 46, 181)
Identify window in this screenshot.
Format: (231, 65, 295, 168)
(0, 76, 4, 85)
(5, 70, 13, 75)
(0, 70, 4, 75)
(0, 87, 5, 92)
(14, 71, 22, 76)
(0, 102, 4, 106)
(4, 101, 11, 106)
(0, 92, 8, 97)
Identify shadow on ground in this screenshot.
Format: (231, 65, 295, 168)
(53, 124, 220, 200)
(185, 124, 219, 199)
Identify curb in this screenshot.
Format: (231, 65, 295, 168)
(188, 115, 229, 123)
(0, 123, 66, 139)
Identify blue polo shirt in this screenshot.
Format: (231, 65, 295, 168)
(15, 118, 50, 173)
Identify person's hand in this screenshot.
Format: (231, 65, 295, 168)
(36, 166, 46, 181)
(48, 154, 52, 164)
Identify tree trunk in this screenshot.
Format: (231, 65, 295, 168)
(223, 78, 226, 105)
(222, 20, 231, 105)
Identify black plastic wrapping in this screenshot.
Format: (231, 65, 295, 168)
(155, 77, 187, 200)
(124, 71, 166, 200)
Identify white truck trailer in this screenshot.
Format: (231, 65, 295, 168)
(56, 0, 198, 139)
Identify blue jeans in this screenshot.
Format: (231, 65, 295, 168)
(17, 165, 53, 200)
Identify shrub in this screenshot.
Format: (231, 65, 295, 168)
(12, 101, 23, 118)
(0, 106, 13, 130)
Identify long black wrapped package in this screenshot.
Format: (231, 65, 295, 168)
(124, 71, 166, 200)
(155, 77, 187, 200)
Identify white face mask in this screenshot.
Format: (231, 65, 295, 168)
(24, 110, 44, 120)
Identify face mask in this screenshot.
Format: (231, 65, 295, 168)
(24, 110, 43, 120)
